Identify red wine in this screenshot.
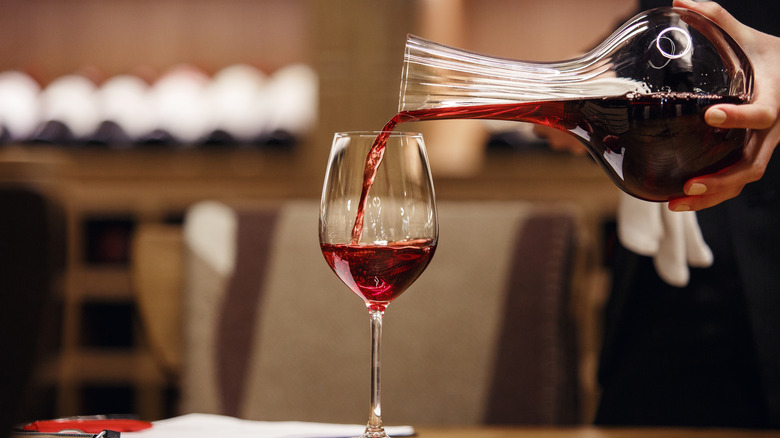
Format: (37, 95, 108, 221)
(352, 92, 747, 242)
(321, 239, 436, 311)
(351, 129, 394, 244)
(396, 93, 747, 201)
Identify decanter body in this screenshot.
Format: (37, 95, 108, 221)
(397, 7, 753, 201)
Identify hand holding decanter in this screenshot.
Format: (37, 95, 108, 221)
(395, 6, 755, 203)
(667, 0, 780, 212)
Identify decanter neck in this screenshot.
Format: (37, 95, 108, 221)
(399, 33, 649, 112)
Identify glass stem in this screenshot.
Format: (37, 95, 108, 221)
(365, 308, 386, 437)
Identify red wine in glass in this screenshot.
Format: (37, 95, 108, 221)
(320, 131, 437, 438)
(321, 239, 436, 312)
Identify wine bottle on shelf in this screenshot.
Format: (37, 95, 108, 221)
(205, 64, 268, 146)
(91, 74, 155, 147)
(89, 120, 131, 147)
(147, 64, 211, 146)
(33, 73, 101, 145)
(261, 63, 318, 148)
(0, 71, 41, 144)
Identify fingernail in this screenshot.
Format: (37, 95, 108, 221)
(707, 108, 727, 126)
(672, 204, 691, 212)
(687, 182, 707, 195)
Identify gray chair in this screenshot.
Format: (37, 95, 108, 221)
(176, 199, 585, 426)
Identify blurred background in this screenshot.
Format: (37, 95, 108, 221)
(0, 0, 638, 425)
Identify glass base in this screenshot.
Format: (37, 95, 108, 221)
(357, 426, 389, 438)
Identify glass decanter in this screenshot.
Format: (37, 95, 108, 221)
(393, 7, 753, 202)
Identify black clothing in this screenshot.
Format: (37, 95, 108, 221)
(595, 1, 780, 428)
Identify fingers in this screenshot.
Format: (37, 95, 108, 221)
(706, 103, 777, 130)
(668, 132, 775, 212)
(672, 0, 749, 41)
(669, 191, 739, 212)
(669, 169, 747, 211)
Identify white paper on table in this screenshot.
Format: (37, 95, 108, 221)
(124, 413, 416, 438)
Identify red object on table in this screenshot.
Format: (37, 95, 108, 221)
(23, 418, 153, 433)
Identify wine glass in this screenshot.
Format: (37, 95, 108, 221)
(319, 131, 438, 438)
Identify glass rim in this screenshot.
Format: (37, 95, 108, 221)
(334, 130, 423, 138)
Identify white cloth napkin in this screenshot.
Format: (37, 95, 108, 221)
(124, 413, 415, 438)
(617, 192, 713, 287)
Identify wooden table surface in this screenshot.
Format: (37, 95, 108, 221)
(414, 426, 780, 438)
